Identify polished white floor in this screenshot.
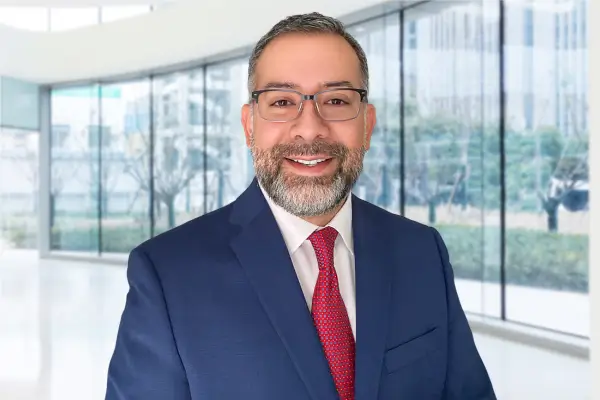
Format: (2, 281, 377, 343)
(456, 279, 589, 337)
(0, 250, 591, 400)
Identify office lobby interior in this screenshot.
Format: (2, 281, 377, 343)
(0, 0, 598, 398)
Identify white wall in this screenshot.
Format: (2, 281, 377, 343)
(0, 0, 408, 84)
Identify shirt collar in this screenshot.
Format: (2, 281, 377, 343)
(259, 183, 354, 255)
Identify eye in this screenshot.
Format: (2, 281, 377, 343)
(327, 98, 349, 106)
(271, 99, 295, 107)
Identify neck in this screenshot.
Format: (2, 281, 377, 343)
(301, 196, 347, 227)
(303, 212, 336, 227)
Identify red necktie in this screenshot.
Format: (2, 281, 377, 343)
(308, 226, 355, 400)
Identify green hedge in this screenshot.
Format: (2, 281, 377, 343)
(23, 223, 588, 293)
(3, 226, 37, 249)
(436, 225, 588, 293)
(50, 226, 150, 254)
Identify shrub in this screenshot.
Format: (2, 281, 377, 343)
(4, 226, 37, 249)
(48, 224, 589, 293)
(436, 224, 588, 293)
(51, 226, 150, 254)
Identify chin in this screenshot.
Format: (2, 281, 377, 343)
(282, 172, 336, 187)
(275, 179, 349, 217)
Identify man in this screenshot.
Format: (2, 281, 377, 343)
(106, 12, 496, 400)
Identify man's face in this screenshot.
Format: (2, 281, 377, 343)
(241, 33, 376, 217)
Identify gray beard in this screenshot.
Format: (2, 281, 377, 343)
(250, 135, 365, 218)
(260, 171, 353, 217)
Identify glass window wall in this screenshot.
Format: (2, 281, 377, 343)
(46, 0, 589, 336)
(153, 69, 205, 234)
(504, 0, 589, 336)
(0, 129, 39, 250)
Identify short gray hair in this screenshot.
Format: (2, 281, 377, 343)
(247, 12, 369, 97)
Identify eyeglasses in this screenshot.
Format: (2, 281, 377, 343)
(251, 88, 368, 122)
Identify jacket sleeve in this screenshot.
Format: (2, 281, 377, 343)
(105, 247, 191, 400)
(431, 228, 497, 400)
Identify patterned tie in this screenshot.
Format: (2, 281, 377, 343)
(308, 226, 355, 400)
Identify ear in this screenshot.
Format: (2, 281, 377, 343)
(241, 103, 253, 148)
(363, 103, 376, 150)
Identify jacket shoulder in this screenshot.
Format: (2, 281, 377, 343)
(134, 202, 235, 257)
(353, 195, 434, 235)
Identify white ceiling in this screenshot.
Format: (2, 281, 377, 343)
(0, 0, 174, 5)
(0, 0, 413, 84)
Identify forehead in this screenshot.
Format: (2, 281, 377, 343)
(254, 33, 362, 91)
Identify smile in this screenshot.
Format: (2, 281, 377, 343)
(288, 158, 330, 166)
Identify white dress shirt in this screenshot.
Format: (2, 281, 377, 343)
(259, 184, 356, 339)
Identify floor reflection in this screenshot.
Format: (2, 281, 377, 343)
(0, 250, 127, 400)
(0, 249, 590, 400)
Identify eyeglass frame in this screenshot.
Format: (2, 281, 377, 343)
(250, 87, 369, 122)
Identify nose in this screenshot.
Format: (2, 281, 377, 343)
(290, 99, 329, 142)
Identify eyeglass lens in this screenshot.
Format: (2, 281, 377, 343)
(257, 89, 362, 121)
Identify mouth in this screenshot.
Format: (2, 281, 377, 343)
(285, 157, 332, 167)
(283, 156, 336, 175)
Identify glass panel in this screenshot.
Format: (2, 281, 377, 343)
(50, 85, 100, 255)
(50, 7, 99, 31)
(0, 76, 40, 131)
(403, 1, 501, 317)
(482, 0, 503, 319)
(205, 60, 254, 212)
(100, 80, 152, 254)
(0, 128, 39, 250)
(100, 5, 151, 23)
(348, 13, 401, 213)
(152, 69, 205, 234)
(0, 6, 48, 31)
(504, 0, 589, 336)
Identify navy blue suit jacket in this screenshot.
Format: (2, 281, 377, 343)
(106, 179, 496, 399)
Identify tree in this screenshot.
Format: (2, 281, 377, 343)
(357, 97, 401, 210)
(125, 132, 203, 230)
(404, 110, 469, 224)
(123, 69, 246, 231)
(536, 127, 588, 231)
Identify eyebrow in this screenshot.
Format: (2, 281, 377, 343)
(261, 80, 356, 90)
(323, 80, 354, 88)
(262, 81, 298, 90)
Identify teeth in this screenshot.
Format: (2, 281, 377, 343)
(292, 159, 327, 166)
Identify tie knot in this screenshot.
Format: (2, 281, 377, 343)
(308, 226, 338, 270)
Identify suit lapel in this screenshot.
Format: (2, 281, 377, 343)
(229, 180, 339, 400)
(352, 195, 393, 400)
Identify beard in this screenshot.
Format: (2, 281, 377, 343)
(250, 137, 366, 217)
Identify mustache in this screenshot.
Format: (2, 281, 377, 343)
(268, 141, 349, 159)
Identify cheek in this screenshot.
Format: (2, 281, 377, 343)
(331, 124, 365, 148)
(253, 122, 287, 148)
